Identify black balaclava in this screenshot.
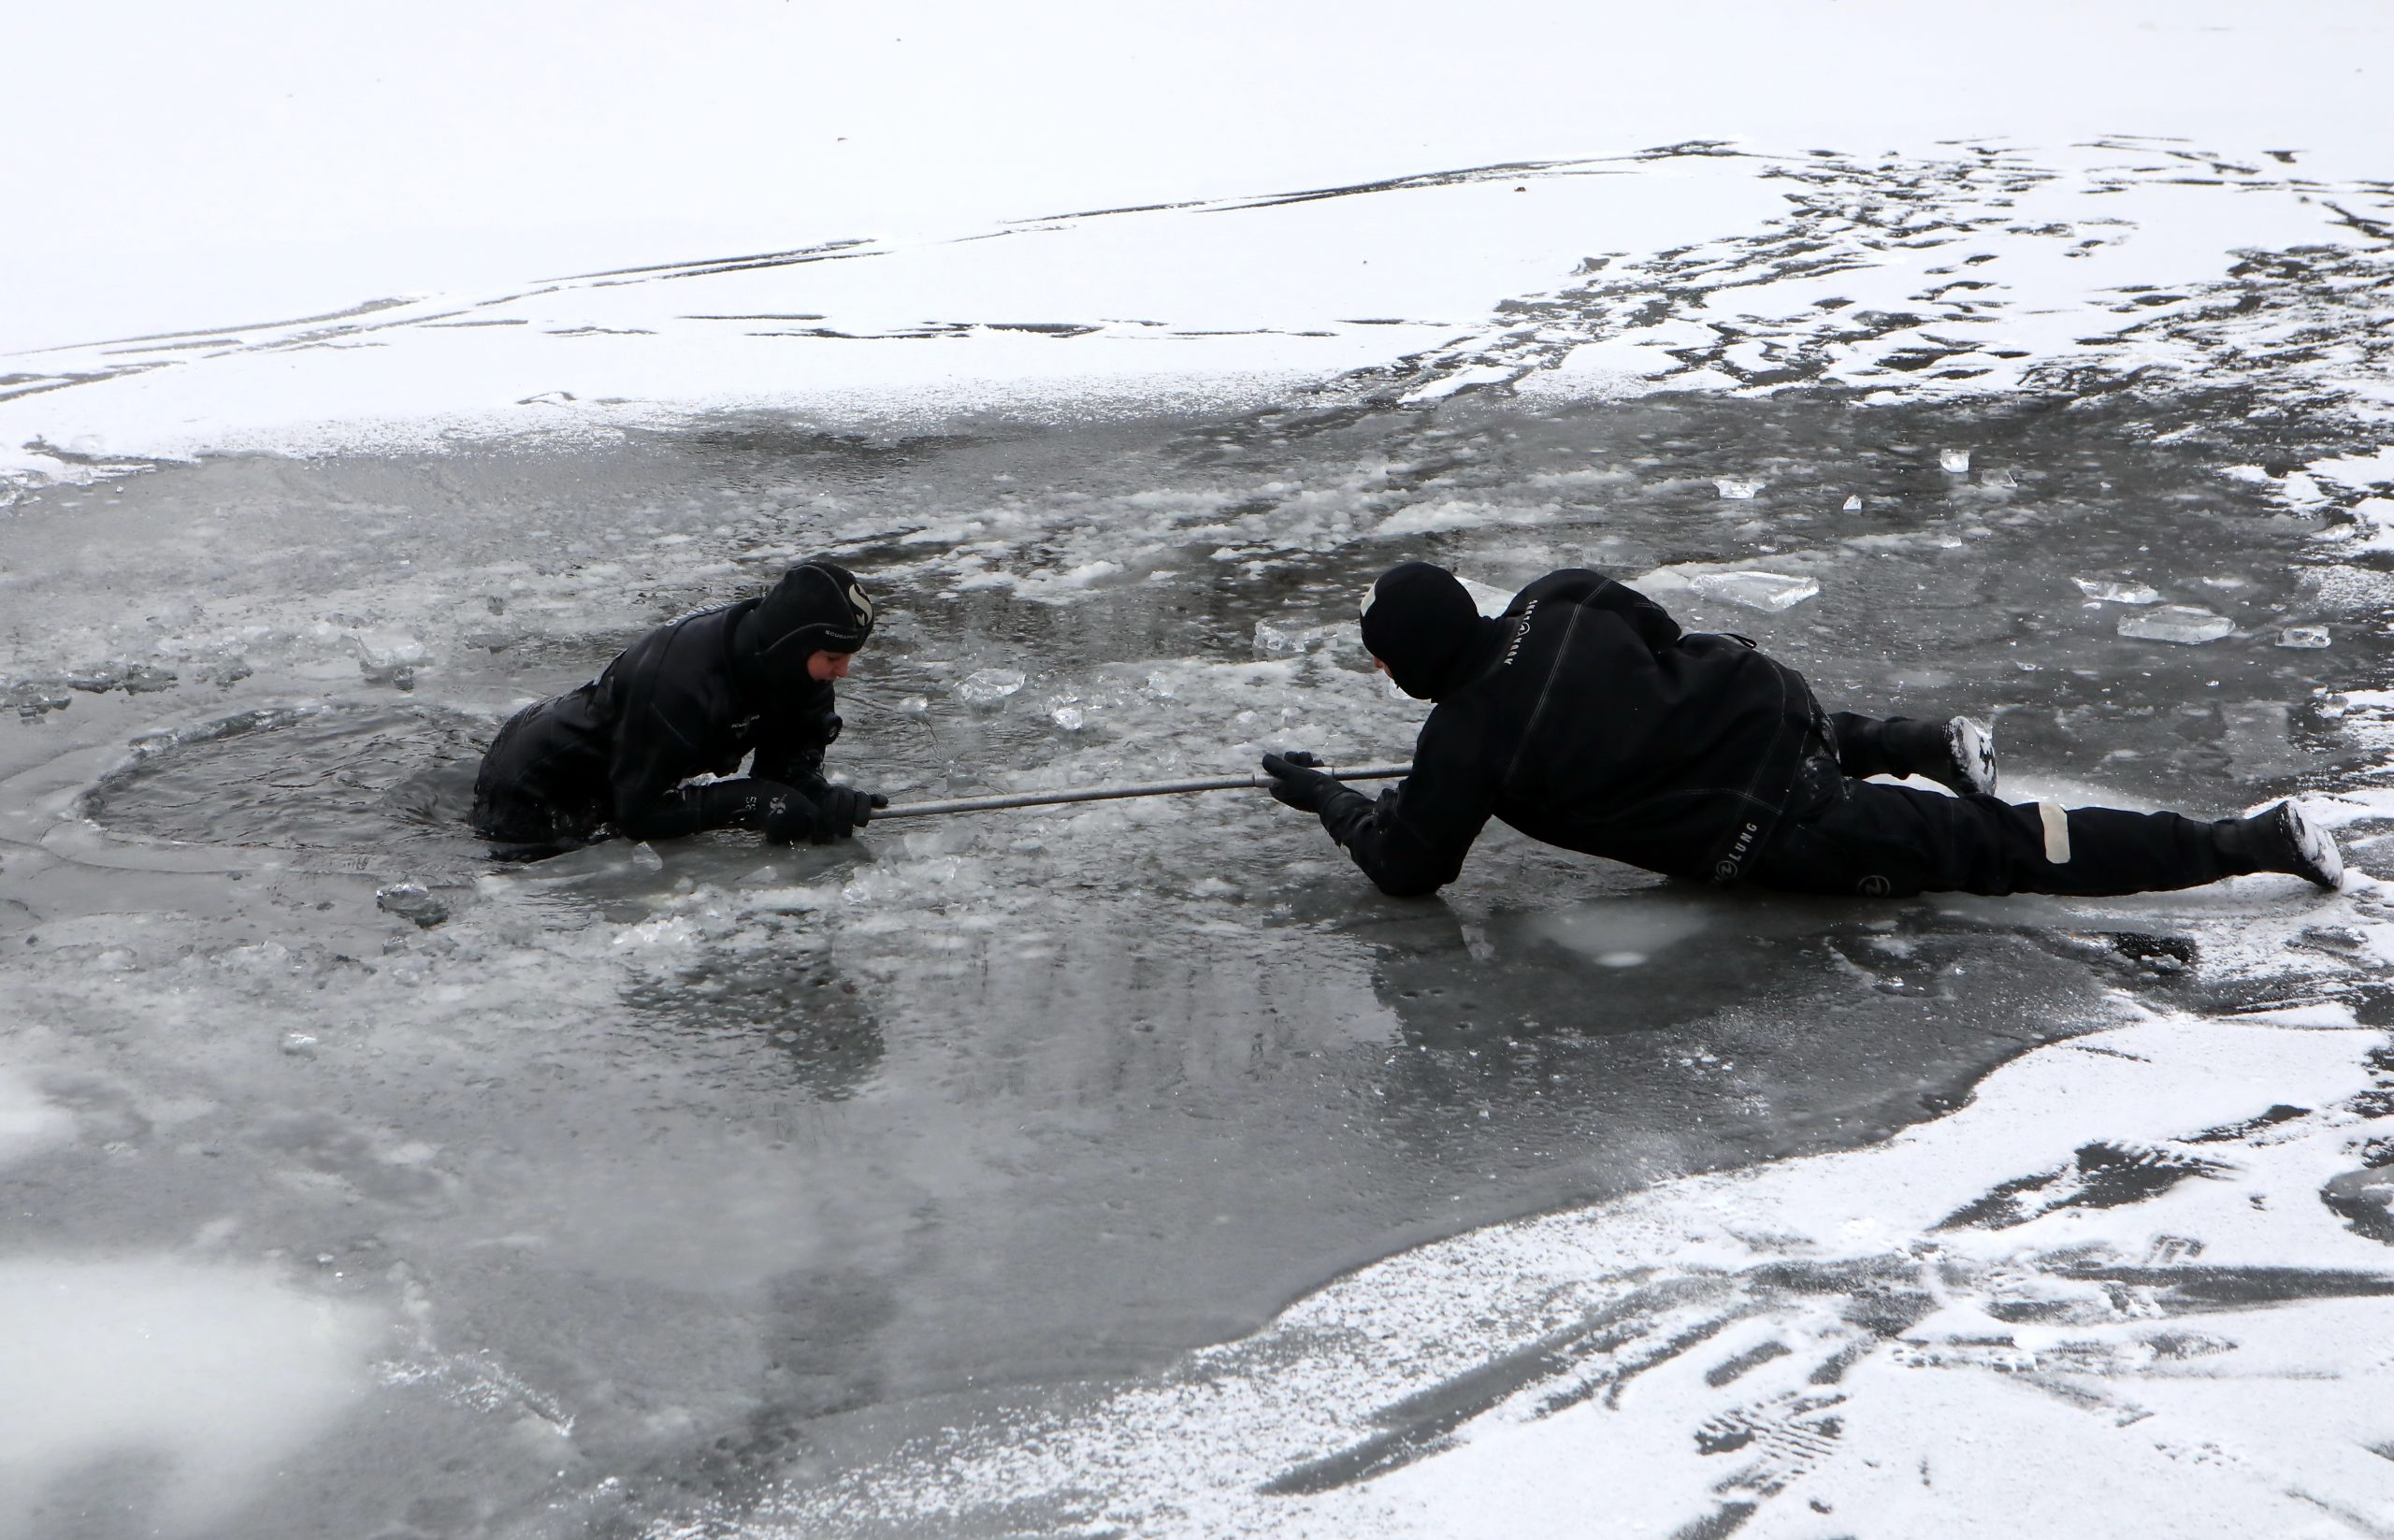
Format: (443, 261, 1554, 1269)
(732, 560, 876, 700)
(1359, 561, 1482, 700)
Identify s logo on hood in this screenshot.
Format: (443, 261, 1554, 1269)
(848, 583, 875, 631)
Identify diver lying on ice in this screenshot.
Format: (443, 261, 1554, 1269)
(1262, 562, 2343, 900)
(469, 560, 887, 858)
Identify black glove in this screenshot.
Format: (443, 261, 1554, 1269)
(1262, 750, 1335, 813)
(816, 784, 887, 833)
(759, 784, 842, 845)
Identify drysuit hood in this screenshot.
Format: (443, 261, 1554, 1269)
(732, 561, 875, 699)
(1360, 561, 1488, 700)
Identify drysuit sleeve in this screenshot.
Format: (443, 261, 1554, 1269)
(1314, 712, 1493, 899)
(615, 776, 803, 842)
(749, 698, 842, 793)
(1513, 569, 1682, 654)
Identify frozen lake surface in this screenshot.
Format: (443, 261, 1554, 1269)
(8, 125, 2394, 1537)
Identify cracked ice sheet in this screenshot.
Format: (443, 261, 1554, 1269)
(714, 1011, 2394, 1540)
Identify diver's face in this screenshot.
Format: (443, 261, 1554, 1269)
(807, 650, 854, 682)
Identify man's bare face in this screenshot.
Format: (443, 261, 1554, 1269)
(808, 650, 854, 683)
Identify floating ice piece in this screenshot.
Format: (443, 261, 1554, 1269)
(2073, 577, 2161, 605)
(1713, 479, 1766, 500)
(1840, 495, 1864, 511)
(957, 669, 1026, 705)
(2279, 626, 2332, 649)
(1940, 449, 1971, 473)
(895, 695, 929, 714)
(375, 882, 448, 928)
(4, 678, 73, 718)
(1051, 705, 1086, 730)
(2116, 606, 2233, 644)
(350, 631, 426, 688)
(1691, 571, 1820, 612)
(281, 1032, 319, 1057)
(1983, 468, 2018, 488)
(1252, 619, 1348, 658)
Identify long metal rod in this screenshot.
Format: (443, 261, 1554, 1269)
(877, 763, 1412, 820)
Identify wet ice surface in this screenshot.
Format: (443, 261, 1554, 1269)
(7, 147, 2394, 1537)
(5, 380, 2393, 1538)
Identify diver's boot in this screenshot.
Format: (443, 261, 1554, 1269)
(1881, 714, 1998, 797)
(1943, 716, 1998, 798)
(2214, 801, 2344, 890)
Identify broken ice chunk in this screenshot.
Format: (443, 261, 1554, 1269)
(375, 883, 449, 928)
(957, 669, 1026, 705)
(1713, 479, 1766, 500)
(895, 695, 929, 714)
(1982, 468, 2018, 488)
(2073, 577, 2162, 605)
(1691, 571, 1821, 612)
(350, 632, 426, 689)
(1051, 705, 1087, 730)
(1840, 495, 1864, 512)
(1940, 449, 1971, 473)
(2116, 606, 2233, 644)
(1252, 619, 1349, 658)
(2278, 626, 2332, 649)
(5, 679, 74, 719)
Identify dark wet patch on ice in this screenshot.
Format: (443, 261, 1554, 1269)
(1667, 1501, 1761, 1540)
(1935, 1142, 2234, 1231)
(2050, 1262, 2394, 1308)
(1706, 1338, 1795, 1386)
(2318, 1167, 2394, 1245)
(2187, 1101, 2312, 1143)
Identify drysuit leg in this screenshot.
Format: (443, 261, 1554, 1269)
(1826, 712, 1948, 782)
(1748, 779, 2230, 899)
(469, 702, 606, 855)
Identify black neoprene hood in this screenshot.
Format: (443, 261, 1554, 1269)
(1360, 561, 1482, 700)
(733, 561, 876, 697)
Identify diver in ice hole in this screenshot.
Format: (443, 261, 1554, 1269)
(1260, 562, 2343, 900)
(469, 560, 887, 858)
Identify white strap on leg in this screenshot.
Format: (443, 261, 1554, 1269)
(2039, 800, 2072, 864)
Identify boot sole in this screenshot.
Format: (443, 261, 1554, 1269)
(1947, 716, 1998, 798)
(2280, 800, 2344, 891)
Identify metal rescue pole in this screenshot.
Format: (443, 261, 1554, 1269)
(873, 764, 1412, 820)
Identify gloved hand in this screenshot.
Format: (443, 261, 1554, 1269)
(760, 784, 842, 845)
(1262, 750, 1335, 813)
(816, 784, 887, 833)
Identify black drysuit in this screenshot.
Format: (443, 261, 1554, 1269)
(470, 598, 844, 853)
(1308, 569, 2234, 900)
